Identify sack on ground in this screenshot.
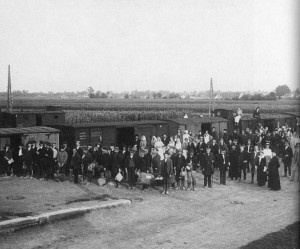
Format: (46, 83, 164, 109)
(139, 172, 154, 185)
(115, 172, 123, 182)
(97, 178, 106, 186)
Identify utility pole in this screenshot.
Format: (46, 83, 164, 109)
(208, 77, 214, 117)
(7, 65, 13, 112)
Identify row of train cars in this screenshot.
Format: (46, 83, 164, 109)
(0, 105, 299, 150)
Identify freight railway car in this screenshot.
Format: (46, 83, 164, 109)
(50, 120, 170, 148)
(0, 126, 60, 149)
(214, 109, 299, 134)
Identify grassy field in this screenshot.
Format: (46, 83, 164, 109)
(1, 97, 299, 124)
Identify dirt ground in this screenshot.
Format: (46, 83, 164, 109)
(0, 163, 299, 249)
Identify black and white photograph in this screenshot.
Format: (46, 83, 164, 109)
(0, 0, 299, 248)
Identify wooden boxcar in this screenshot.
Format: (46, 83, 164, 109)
(214, 109, 234, 135)
(0, 126, 60, 150)
(167, 117, 228, 139)
(0, 111, 65, 128)
(51, 120, 169, 148)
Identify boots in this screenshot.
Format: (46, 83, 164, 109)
(187, 181, 191, 190)
(192, 180, 196, 191)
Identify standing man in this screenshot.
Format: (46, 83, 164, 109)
(218, 149, 229, 185)
(174, 149, 185, 189)
(282, 141, 293, 177)
(250, 145, 260, 183)
(71, 148, 81, 184)
(245, 139, 253, 172)
(239, 145, 248, 182)
(202, 147, 215, 188)
(229, 144, 240, 180)
(160, 151, 173, 195)
(125, 149, 137, 189)
(291, 143, 300, 182)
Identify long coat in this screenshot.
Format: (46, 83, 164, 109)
(257, 157, 267, 186)
(202, 153, 215, 176)
(160, 158, 173, 177)
(218, 154, 229, 172)
(268, 156, 281, 190)
(71, 153, 81, 170)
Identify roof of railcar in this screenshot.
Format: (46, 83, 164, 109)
(241, 113, 295, 121)
(63, 120, 169, 128)
(0, 126, 60, 136)
(168, 117, 228, 124)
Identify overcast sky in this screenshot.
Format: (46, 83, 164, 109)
(0, 0, 298, 93)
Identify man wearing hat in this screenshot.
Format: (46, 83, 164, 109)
(202, 146, 215, 188)
(24, 141, 33, 178)
(245, 138, 253, 172)
(221, 129, 229, 145)
(160, 151, 173, 194)
(101, 147, 111, 184)
(173, 149, 186, 189)
(239, 145, 248, 182)
(44, 142, 54, 181)
(197, 136, 206, 170)
(110, 147, 122, 184)
(229, 144, 240, 180)
(282, 141, 293, 177)
(218, 148, 229, 185)
(125, 149, 137, 189)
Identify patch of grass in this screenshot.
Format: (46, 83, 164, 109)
(240, 222, 299, 249)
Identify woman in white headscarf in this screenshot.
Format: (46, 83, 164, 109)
(154, 137, 164, 160)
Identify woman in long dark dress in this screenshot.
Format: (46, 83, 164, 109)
(268, 152, 281, 190)
(257, 151, 267, 187)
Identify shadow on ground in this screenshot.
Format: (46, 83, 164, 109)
(240, 221, 299, 249)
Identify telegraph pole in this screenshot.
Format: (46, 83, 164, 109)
(208, 77, 214, 117)
(7, 65, 13, 112)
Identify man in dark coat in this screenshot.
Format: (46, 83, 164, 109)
(229, 144, 240, 180)
(24, 142, 33, 177)
(71, 148, 81, 184)
(162, 134, 169, 147)
(239, 145, 248, 182)
(160, 151, 173, 195)
(250, 145, 260, 183)
(202, 147, 215, 188)
(125, 150, 137, 189)
(44, 142, 54, 181)
(282, 141, 293, 177)
(197, 136, 206, 170)
(101, 147, 111, 184)
(174, 149, 186, 189)
(268, 152, 281, 190)
(245, 139, 253, 172)
(253, 106, 261, 121)
(218, 149, 229, 185)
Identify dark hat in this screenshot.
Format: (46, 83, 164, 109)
(19, 143, 23, 147)
(32, 140, 36, 143)
(39, 140, 44, 144)
(114, 146, 119, 151)
(102, 146, 108, 151)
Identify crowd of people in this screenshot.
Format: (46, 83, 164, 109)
(0, 121, 299, 194)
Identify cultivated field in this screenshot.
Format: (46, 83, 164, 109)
(0, 97, 299, 124)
